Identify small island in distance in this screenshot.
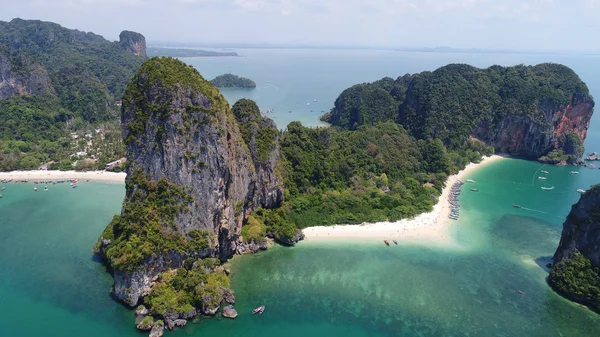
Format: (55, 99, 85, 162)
(146, 46, 238, 57)
(210, 73, 256, 88)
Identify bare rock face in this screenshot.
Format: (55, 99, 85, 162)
(552, 186, 600, 266)
(0, 44, 54, 99)
(472, 93, 594, 158)
(222, 305, 238, 319)
(119, 30, 147, 57)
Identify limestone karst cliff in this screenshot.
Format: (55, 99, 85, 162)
(94, 57, 283, 311)
(322, 63, 594, 162)
(119, 30, 147, 57)
(549, 185, 600, 311)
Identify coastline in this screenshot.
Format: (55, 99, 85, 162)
(0, 170, 126, 184)
(301, 155, 505, 245)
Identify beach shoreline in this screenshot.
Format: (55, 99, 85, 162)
(0, 170, 126, 184)
(301, 155, 505, 245)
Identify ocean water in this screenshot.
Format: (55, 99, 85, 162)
(2, 49, 600, 336)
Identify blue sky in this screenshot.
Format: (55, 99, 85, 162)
(1, 0, 599, 52)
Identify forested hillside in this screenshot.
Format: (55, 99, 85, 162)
(0, 18, 146, 171)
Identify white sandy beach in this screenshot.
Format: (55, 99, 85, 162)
(302, 155, 505, 245)
(0, 170, 126, 184)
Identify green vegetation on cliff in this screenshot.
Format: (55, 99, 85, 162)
(232, 99, 278, 162)
(145, 262, 229, 318)
(96, 170, 214, 272)
(322, 63, 590, 161)
(549, 251, 600, 311)
(210, 73, 256, 88)
(122, 57, 227, 146)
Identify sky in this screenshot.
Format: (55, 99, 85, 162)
(1, 0, 599, 52)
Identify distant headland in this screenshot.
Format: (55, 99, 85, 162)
(147, 46, 238, 57)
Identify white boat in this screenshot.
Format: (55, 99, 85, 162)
(541, 170, 549, 174)
(466, 179, 475, 183)
(538, 176, 547, 180)
(569, 171, 579, 174)
(577, 189, 586, 193)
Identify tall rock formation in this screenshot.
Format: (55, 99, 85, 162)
(95, 57, 282, 307)
(549, 185, 600, 311)
(119, 30, 147, 57)
(0, 44, 54, 99)
(232, 99, 283, 209)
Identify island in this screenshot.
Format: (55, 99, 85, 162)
(210, 73, 256, 88)
(549, 185, 600, 312)
(146, 46, 238, 57)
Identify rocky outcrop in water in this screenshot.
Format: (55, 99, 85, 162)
(552, 185, 600, 266)
(0, 44, 54, 99)
(119, 30, 147, 57)
(95, 58, 283, 316)
(222, 305, 238, 319)
(549, 185, 600, 311)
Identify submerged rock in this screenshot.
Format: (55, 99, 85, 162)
(136, 316, 154, 331)
(222, 305, 238, 319)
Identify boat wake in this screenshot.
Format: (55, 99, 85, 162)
(519, 206, 566, 220)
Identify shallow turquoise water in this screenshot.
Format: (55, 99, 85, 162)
(2, 50, 600, 336)
(1, 159, 600, 336)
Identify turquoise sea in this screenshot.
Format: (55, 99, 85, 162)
(2, 49, 600, 336)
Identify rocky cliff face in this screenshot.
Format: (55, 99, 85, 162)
(548, 185, 600, 311)
(232, 99, 283, 209)
(97, 57, 282, 307)
(552, 185, 600, 266)
(0, 44, 54, 99)
(119, 30, 147, 57)
(472, 93, 594, 158)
